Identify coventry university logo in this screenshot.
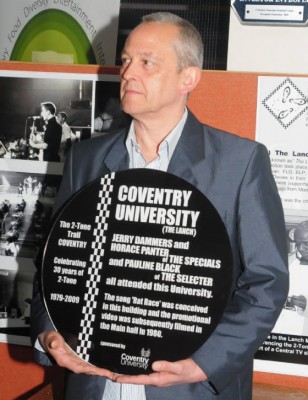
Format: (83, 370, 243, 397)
(120, 348, 151, 370)
(262, 78, 308, 129)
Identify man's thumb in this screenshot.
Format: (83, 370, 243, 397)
(48, 334, 61, 350)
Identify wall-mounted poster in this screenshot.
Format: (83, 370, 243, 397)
(0, 0, 121, 65)
(255, 76, 308, 378)
(0, 65, 120, 345)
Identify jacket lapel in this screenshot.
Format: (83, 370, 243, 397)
(168, 110, 209, 195)
(101, 112, 210, 196)
(104, 131, 130, 173)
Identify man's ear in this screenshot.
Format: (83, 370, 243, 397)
(179, 66, 201, 95)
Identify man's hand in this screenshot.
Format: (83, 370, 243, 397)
(38, 331, 113, 377)
(114, 358, 207, 387)
(38, 332, 207, 386)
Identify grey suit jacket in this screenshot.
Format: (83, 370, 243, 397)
(31, 110, 289, 400)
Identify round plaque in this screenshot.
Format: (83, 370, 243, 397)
(42, 169, 233, 374)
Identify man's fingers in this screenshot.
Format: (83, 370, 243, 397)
(152, 360, 180, 374)
(38, 331, 113, 378)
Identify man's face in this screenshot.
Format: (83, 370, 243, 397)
(41, 106, 49, 121)
(295, 227, 308, 263)
(120, 22, 185, 120)
(57, 114, 64, 125)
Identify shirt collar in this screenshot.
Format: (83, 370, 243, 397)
(126, 108, 188, 165)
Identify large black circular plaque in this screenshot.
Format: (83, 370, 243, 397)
(42, 169, 233, 374)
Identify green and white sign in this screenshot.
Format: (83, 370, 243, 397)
(0, 0, 121, 64)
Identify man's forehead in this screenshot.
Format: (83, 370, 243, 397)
(122, 40, 177, 63)
(123, 23, 178, 50)
(121, 48, 160, 59)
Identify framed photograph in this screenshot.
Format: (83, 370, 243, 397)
(0, 62, 120, 345)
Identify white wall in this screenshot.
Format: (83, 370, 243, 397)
(227, 10, 308, 74)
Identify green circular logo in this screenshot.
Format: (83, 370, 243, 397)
(11, 9, 96, 64)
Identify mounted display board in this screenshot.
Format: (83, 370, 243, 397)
(0, 61, 308, 395)
(41, 169, 233, 374)
(232, 0, 308, 26)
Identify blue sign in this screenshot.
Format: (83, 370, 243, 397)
(232, 0, 308, 25)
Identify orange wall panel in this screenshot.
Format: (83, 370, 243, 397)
(0, 342, 64, 400)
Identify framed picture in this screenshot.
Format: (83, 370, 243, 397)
(0, 62, 120, 345)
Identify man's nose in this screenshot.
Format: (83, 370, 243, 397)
(121, 61, 137, 81)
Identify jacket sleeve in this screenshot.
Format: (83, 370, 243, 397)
(192, 144, 289, 393)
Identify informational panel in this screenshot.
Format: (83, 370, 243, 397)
(42, 169, 233, 374)
(232, 0, 308, 26)
(255, 75, 308, 378)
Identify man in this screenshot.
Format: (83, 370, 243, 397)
(57, 111, 76, 162)
(284, 221, 308, 331)
(29, 102, 62, 162)
(31, 12, 289, 400)
(291, 220, 308, 266)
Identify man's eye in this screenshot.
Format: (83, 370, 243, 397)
(143, 60, 153, 67)
(121, 58, 130, 66)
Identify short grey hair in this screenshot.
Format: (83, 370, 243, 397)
(141, 12, 204, 70)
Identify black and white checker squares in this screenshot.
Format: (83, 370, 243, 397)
(76, 173, 115, 361)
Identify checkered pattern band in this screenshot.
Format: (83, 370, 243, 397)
(76, 173, 115, 360)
